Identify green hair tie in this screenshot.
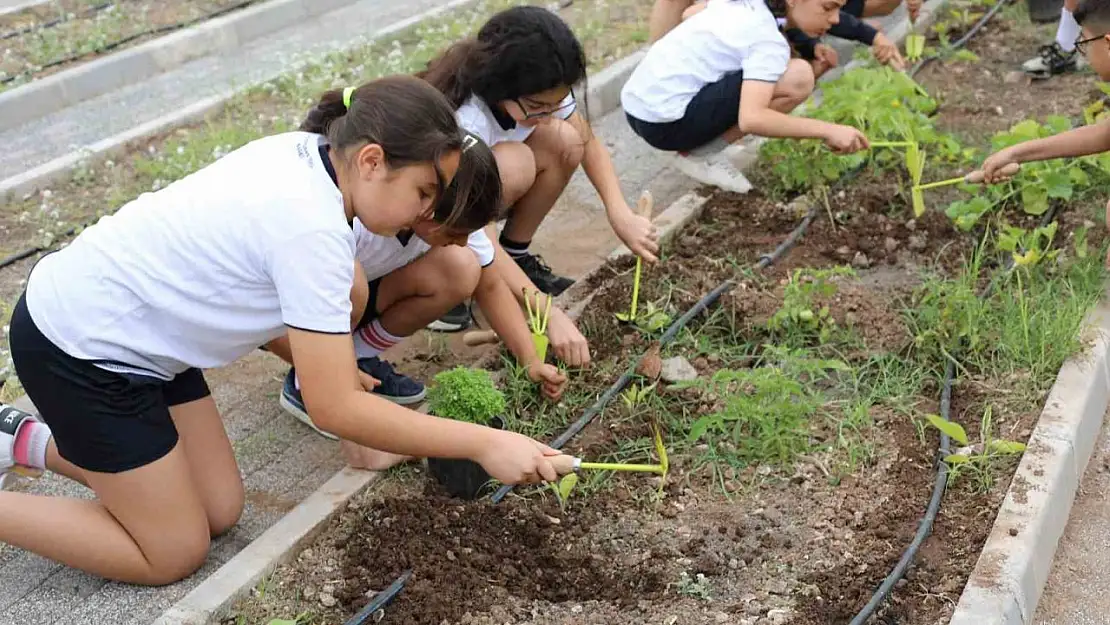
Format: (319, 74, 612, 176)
(342, 86, 356, 110)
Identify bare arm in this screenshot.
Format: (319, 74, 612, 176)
(567, 111, 659, 262)
(473, 263, 540, 368)
(981, 122, 1110, 182)
(738, 79, 838, 139)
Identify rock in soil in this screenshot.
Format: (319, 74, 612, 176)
(661, 356, 698, 383)
(636, 343, 663, 380)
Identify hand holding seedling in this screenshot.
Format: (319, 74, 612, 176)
(526, 361, 567, 401)
(612, 192, 660, 263)
(871, 33, 906, 71)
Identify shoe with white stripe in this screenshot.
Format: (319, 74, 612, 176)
(673, 141, 753, 194)
(0, 404, 43, 490)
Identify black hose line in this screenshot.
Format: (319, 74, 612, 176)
(345, 570, 413, 625)
(0, 2, 115, 41)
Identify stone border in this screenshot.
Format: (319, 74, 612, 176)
(151, 2, 949, 621)
(948, 300, 1110, 624)
(0, 0, 365, 133)
(0, 0, 480, 204)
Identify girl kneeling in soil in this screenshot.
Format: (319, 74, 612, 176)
(622, 0, 872, 192)
(266, 132, 573, 465)
(0, 75, 571, 586)
(979, 0, 1110, 266)
(416, 5, 660, 303)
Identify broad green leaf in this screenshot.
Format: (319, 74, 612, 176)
(943, 454, 971, 464)
(1042, 170, 1073, 200)
(1045, 115, 1073, 133)
(988, 440, 1027, 455)
(952, 49, 979, 62)
(1021, 185, 1049, 216)
(266, 620, 300, 625)
(688, 416, 713, 442)
(557, 473, 579, 501)
(1070, 166, 1090, 186)
(925, 414, 969, 446)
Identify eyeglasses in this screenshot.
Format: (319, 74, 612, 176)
(514, 88, 577, 121)
(1075, 33, 1106, 55)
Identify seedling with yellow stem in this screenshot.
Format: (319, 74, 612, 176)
(615, 190, 656, 325)
(522, 287, 552, 362)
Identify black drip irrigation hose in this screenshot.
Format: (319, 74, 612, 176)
(344, 570, 413, 625)
(0, 2, 115, 41)
(1, 0, 262, 85)
(910, 0, 1012, 75)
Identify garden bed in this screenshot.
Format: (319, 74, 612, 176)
(225, 4, 1110, 624)
(0, 0, 261, 91)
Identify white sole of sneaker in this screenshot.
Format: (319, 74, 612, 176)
(279, 393, 339, 441)
(426, 319, 468, 332)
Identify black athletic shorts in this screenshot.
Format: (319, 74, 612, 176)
(8, 293, 211, 474)
(843, 0, 867, 17)
(357, 277, 383, 331)
(625, 70, 744, 153)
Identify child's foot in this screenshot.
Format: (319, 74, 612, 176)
(427, 302, 472, 333)
(281, 359, 427, 439)
(672, 149, 752, 194)
(513, 252, 575, 296)
(0, 405, 44, 490)
(1022, 42, 1085, 78)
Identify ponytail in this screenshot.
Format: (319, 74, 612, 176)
(764, 0, 787, 17)
(299, 89, 348, 136)
(434, 132, 503, 231)
(417, 40, 487, 109)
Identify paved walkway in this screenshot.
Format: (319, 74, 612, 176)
(0, 0, 452, 182)
(1032, 405, 1110, 625)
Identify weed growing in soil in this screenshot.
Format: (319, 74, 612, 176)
(927, 405, 1026, 492)
(768, 266, 856, 345)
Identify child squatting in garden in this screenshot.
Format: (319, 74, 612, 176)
(416, 6, 661, 303)
(0, 75, 573, 586)
(622, 0, 872, 193)
(979, 0, 1110, 266)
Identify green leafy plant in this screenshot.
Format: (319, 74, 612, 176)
(633, 301, 672, 333)
(621, 382, 657, 413)
(549, 473, 579, 511)
(996, 221, 1059, 268)
(681, 349, 848, 465)
(925, 406, 1026, 492)
(425, 366, 506, 425)
(768, 266, 856, 344)
(674, 571, 713, 600)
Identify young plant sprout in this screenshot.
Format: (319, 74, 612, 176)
(616, 191, 656, 325)
(522, 287, 553, 362)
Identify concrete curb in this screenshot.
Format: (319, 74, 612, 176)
(0, 0, 364, 133)
(949, 300, 1110, 625)
(0, 0, 481, 204)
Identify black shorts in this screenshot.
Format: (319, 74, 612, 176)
(625, 70, 744, 153)
(357, 277, 383, 331)
(843, 0, 866, 17)
(8, 293, 211, 474)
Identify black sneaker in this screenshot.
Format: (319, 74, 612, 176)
(357, 357, 426, 406)
(1022, 42, 1084, 78)
(427, 302, 472, 333)
(279, 369, 337, 440)
(513, 252, 575, 296)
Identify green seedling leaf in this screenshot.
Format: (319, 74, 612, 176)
(988, 440, 1027, 455)
(925, 414, 969, 446)
(943, 454, 971, 464)
(1043, 169, 1073, 200)
(952, 49, 979, 62)
(1021, 185, 1049, 216)
(557, 473, 579, 501)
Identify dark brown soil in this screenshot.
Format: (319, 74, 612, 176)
(333, 488, 666, 624)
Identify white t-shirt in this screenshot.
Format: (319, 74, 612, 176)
(455, 93, 577, 147)
(621, 0, 792, 123)
(25, 131, 355, 380)
(353, 220, 495, 282)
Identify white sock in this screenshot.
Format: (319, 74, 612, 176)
(354, 319, 404, 360)
(14, 420, 50, 470)
(1057, 8, 1080, 52)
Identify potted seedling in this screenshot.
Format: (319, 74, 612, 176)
(615, 191, 656, 326)
(425, 366, 508, 499)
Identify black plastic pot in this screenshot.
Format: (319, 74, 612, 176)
(427, 415, 505, 500)
(1026, 0, 1063, 23)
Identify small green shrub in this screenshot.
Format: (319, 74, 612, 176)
(426, 367, 506, 425)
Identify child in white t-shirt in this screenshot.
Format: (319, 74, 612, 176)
(266, 135, 579, 467)
(623, 0, 870, 192)
(416, 5, 661, 304)
(0, 75, 572, 586)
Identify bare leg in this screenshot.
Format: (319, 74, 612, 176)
(721, 59, 817, 144)
(0, 443, 213, 584)
(500, 119, 586, 244)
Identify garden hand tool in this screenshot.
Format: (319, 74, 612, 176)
(548, 422, 668, 476)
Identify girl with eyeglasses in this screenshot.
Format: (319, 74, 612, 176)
(415, 5, 660, 357)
